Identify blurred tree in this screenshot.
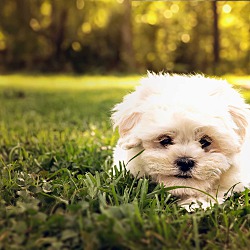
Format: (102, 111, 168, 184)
(212, 1, 220, 74)
(0, 0, 249, 75)
(120, 0, 136, 71)
(49, 1, 68, 69)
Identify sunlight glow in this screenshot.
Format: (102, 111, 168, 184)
(147, 52, 155, 62)
(76, 0, 85, 10)
(170, 4, 179, 14)
(30, 18, 41, 31)
(221, 38, 230, 48)
(0, 41, 6, 50)
(0, 30, 6, 50)
(221, 16, 235, 27)
(147, 12, 158, 25)
(168, 43, 177, 52)
(40, 2, 52, 16)
(222, 4, 232, 14)
(94, 9, 108, 28)
(181, 34, 190, 43)
(164, 10, 173, 19)
(0, 31, 5, 40)
(82, 22, 91, 34)
(72, 42, 82, 52)
(240, 42, 248, 51)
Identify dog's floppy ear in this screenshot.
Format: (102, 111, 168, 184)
(111, 97, 142, 149)
(113, 112, 142, 137)
(229, 105, 250, 141)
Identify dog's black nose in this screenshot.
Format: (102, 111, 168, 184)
(175, 157, 195, 172)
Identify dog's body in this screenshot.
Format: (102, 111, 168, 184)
(112, 73, 250, 208)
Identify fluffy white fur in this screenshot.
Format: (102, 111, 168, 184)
(111, 72, 250, 209)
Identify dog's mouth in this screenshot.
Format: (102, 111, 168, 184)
(174, 174, 192, 179)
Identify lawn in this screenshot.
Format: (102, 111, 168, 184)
(0, 74, 250, 249)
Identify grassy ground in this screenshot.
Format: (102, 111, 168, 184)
(0, 74, 250, 249)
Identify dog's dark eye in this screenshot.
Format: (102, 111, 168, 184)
(199, 136, 212, 149)
(159, 136, 173, 147)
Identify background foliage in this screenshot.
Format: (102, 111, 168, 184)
(0, 0, 249, 75)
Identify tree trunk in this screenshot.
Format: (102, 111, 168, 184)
(120, 0, 135, 72)
(212, 1, 220, 74)
(50, 1, 68, 69)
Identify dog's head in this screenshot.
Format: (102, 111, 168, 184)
(111, 73, 250, 196)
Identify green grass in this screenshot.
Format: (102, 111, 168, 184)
(0, 74, 250, 249)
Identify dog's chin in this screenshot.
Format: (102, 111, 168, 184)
(174, 174, 192, 179)
(155, 174, 213, 197)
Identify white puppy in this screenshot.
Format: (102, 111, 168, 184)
(111, 73, 250, 209)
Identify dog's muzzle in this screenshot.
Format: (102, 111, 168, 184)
(174, 157, 195, 178)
